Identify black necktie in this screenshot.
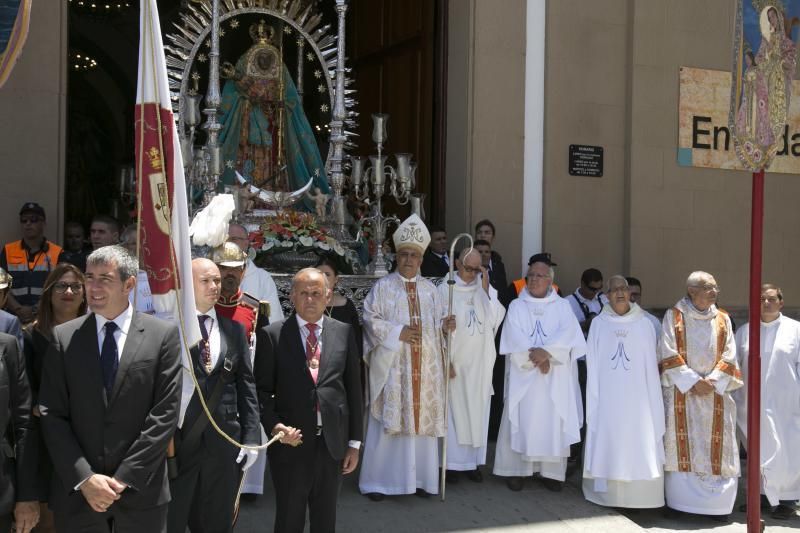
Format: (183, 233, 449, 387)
(198, 315, 212, 372)
(100, 321, 119, 396)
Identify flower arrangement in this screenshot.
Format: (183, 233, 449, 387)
(259, 211, 345, 256)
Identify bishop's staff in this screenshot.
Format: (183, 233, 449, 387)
(440, 233, 473, 501)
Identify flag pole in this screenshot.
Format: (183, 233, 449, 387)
(746, 169, 764, 533)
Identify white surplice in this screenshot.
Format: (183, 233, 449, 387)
(660, 298, 742, 515)
(493, 288, 586, 481)
(359, 273, 446, 495)
(735, 314, 800, 505)
(438, 274, 505, 470)
(582, 304, 665, 508)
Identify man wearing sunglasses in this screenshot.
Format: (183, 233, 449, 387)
(1, 203, 64, 324)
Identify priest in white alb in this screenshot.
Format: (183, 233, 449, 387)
(660, 271, 742, 520)
(358, 215, 454, 500)
(583, 275, 665, 508)
(439, 248, 505, 482)
(735, 283, 800, 520)
(493, 254, 585, 492)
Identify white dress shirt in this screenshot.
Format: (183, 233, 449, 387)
(94, 303, 134, 360)
(295, 314, 361, 450)
(197, 308, 222, 370)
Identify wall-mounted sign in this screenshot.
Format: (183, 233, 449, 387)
(568, 145, 603, 177)
(678, 66, 800, 174)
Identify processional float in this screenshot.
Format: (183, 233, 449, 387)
(168, 0, 425, 275)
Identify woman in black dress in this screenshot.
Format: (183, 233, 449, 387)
(23, 263, 87, 532)
(314, 255, 362, 352)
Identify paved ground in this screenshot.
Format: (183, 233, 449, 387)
(237, 447, 798, 532)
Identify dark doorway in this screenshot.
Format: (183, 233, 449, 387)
(347, 0, 446, 227)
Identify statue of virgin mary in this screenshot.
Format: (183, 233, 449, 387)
(218, 20, 329, 210)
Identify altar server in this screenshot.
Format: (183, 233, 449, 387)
(735, 284, 800, 520)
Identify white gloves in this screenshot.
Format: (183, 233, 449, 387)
(236, 448, 259, 471)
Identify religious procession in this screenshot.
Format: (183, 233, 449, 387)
(0, 1, 799, 533)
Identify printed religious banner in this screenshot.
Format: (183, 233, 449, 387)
(729, 0, 800, 170)
(679, 66, 800, 173)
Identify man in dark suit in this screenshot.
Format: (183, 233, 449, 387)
(255, 267, 362, 533)
(420, 227, 449, 278)
(167, 258, 260, 533)
(0, 332, 39, 532)
(39, 246, 182, 533)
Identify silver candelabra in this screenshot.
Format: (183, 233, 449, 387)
(348, 113, 418, 276)
(179, 0, 223, 216)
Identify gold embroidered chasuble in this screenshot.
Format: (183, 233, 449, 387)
(363, 273, 446, 437)
(659, 298, 742, 478)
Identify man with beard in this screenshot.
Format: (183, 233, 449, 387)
(212, 243, 270, 355)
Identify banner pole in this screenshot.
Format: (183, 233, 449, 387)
(746, 169, 764, 533)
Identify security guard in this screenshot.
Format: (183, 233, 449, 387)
(0, 203, 63, 323)
(212, 242, 270, 352)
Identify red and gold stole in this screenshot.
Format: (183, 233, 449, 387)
(405, 280, 422, 434)
(670, 307, 728, 474)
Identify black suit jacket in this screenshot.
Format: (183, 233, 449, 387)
(254, 315, 362, 462)
(0, 332, 36, 515)
(39, 312, 182, 515)
(179, 314, 260, 463)
(420, 249, 449, 278)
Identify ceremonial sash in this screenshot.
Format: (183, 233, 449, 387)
(405, 281, 422, 433)
(670, 307, 728, 475)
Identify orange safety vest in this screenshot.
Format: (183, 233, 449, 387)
(4, 239, 62, 306)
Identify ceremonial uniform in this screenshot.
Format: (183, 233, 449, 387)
(216, 289, 270, 352)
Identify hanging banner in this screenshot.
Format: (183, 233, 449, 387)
(0, 0, 32, 89)
(678, 66, 800, 173)
(729, 0, 800, 170)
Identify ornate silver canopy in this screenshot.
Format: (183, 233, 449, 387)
(165, 0, 358, 200)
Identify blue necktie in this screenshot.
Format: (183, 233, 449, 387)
(101, 321, 119, 396)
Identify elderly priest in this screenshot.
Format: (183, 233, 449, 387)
(582, 275, 665, 508)
(493, 254, 585, 492)
(439, 248, 505, 482)
(659, 271, 741, 520)
(358, 214, 454, 500)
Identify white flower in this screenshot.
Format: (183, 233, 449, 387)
(316, 241, 331, 251)
(281, 240, 294, 248)
(332, 241, 345, 256)
(299, 236, 314, 247)
(262, 241, 274, 251)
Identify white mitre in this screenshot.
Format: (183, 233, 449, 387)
(392, 213, 430, 252)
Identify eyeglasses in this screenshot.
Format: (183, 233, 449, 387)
(462, 266, 482, 274)
(52, 282, 84, 294)
(20, 217, 41, 224)
(761, 296, 780, 304)
(693, 284, 720, 293)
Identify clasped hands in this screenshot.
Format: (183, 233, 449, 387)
(690, 377, 717, 395)
(80, 474, 127, 513)
(528, 347, 551, 374)
(272, 423, 303, 447)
